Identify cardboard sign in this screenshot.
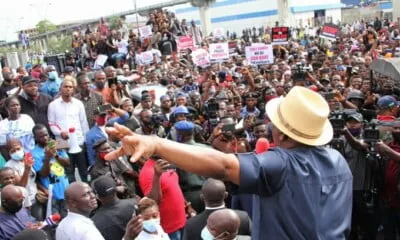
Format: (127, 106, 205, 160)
(245, 44, 274, 65)
(213, 28, 225, 39)
(272, 27, 289, 45)
(139, 25, 153, 38)
(209, 43, 229, 62)
(228, 41, 238, 56)
(320, 24, 339, 41)
(177, 36, 195, 52)
(141, 51, 154, 65)
(191, 49, 210, 68)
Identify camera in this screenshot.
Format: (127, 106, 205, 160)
(292, 62, 312, 81)
(151, 114, 165, 127)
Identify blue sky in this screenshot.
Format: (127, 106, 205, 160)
(0, 0, 167, 41)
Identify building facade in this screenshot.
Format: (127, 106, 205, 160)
(170, 0, 344, 35)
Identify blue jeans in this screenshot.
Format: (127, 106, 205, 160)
(168, 229, 182, 240)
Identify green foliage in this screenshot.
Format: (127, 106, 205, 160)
(36, 19, 57, 34)
(47, 35, 73, 54)
(109, 16, 121, 30)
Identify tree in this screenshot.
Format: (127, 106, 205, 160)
(109, 16, 121, 30)
(47, 35, 72, 54)
(190, 0, 216, 36)
(36, 20, 57, 34)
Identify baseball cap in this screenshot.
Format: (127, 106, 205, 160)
(93, 175, 116, 197)
(377, 96, 399, 109)
(337, 65, 346, 71)
(174, 106, 189, 115)
(21, 76, 38, 86)
(174, 120, 194, 132)
(347, 112, 363, 122)
(63, 66, 74, 73)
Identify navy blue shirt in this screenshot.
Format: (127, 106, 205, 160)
(236, 146, 353, 239)
(0, 208, 31, 240)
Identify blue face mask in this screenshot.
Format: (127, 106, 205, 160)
(201, 227, 215, 240)
(10, 150, 24, 161)
(142, 218, 160, 233)
(48, 71, 58, 80)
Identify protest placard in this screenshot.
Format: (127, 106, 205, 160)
(139, 25, 153, 38)
(320, 24, 339, 41)
(209, 43, 229, 62)
(245, 44, 273, 65)
(177, 36, 195, 52)
(272, 27, 289, 45)
(191, 49, 210, 68)
(228, 41, 238, 56)
(141, 51, 154, 65)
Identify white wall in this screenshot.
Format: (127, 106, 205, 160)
(289, 0, 340, 7)
(171, 0, 278, 35)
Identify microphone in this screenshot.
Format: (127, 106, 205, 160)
(255, 138, 270, 154)
(40, 213, 61, 229)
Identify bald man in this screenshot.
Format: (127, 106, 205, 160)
(56, 182, 105, 240)
(201, 209, 250, 240)
(183, 179, 251, 240)
(0, 185, 31, 240)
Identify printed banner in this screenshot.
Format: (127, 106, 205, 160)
(272, 27, 289, 45)
(245, 44, 274, 65)
(191, 49, 210, 68)
(139, 25, 153, 38)
(177, 36, 195, 52)
(209, 43, 229, 62)
(228, 41, 238, 56)
(141, 51, 154, 65)
(320, 24, 339, 41)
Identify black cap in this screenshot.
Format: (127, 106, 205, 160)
(64, 66, 74, 73)
(141, 94, 152, 101)
(21, 76, 38, 86)
(244, 92, 259, 99)
(93, 106, 108, 116)
(93, 175, 116, 197)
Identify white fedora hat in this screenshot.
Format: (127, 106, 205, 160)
(265, 86, 333, 146)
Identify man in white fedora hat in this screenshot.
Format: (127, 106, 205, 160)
(104, 86, 353, 239)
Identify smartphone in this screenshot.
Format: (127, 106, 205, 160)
(98, 104, 113, 113)
(321, 92, 336, 101)
(346, 66, 352, 76)
(222, 123, 236, 133)
(47, 140, 56, 149)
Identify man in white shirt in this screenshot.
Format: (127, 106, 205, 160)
(56, 182, 104, 240)
(48, 79, 89, 183)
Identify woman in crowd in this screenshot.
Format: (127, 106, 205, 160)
(0, 97, 35, 152)
(136, 197, 170, 240)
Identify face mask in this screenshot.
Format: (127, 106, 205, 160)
(201, 227, 215, 240)
(96, 81, 105, 90)
(48, 71, 58, 80)
(99, 152, 108, 160)
(348, 128, 361, 137)
(2, 200, 23, 214)
(143, 218, 160, 233)
(96, 116, 107, 126)
(393, 132, 400, 142)
(10, 150, 24, 161)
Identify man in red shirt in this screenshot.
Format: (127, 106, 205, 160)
(377, 96, 399, 143)
(139, 159, 186, 240)
(376, 123, 400, 239)
(93, 71, 112, 104)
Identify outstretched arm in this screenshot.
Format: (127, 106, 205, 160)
(105, 124, 240, 184)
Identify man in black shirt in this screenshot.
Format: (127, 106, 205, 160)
(18, 76, 53, 131)
(91, 175, 137, 240)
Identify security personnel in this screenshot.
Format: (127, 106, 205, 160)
(174, 120, 209, 213)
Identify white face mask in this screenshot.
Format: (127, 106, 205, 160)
(10, 150, 24, 161)
(142, 218, 160, 233)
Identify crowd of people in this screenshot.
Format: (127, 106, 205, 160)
(1, 7, 400, 240)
